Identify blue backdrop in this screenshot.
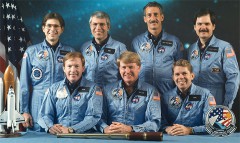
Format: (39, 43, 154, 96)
(17, 0, 240, 131)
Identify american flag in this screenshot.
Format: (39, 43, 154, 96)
(0, 0, 30, 78)
(209, 107, 232, 128)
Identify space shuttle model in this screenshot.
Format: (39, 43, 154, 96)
(0, 66, 25, 134)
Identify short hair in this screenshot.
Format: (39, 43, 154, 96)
(63, 52, 85, 67)
(42, 12, 65, 27)
(193, 8, 216, 25)
(89, 11, 110, 27)
(143, 1, 163, 16)
(117, 51, 141, 67)
(172, 59, 193, 73)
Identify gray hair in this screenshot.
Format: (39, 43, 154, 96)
(89, 11, 110, 27)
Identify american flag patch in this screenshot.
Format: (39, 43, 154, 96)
(225, 48, 235, 58)
(208, 96, 216, 106)
(152, 91, 160, 101)
(95, 86, 103, 96)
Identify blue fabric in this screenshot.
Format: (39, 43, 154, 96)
(38, 77, 103, 133)
(131, 31, 184, 95)
(80, 36, 127, 87)
(161, 84, 214, 134)
(188, 35, 240, 109)
(20, 40, 75, 131)
(97, 80, 161, 133)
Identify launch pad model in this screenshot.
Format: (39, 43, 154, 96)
(0, 66, 25, 137)
(57, 132, 163, 141)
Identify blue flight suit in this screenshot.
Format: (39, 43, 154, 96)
(188, 35, 240, 109)
(38, 77, 103, 133)
(20, 40, 75, 131)
(131, 31, 184, 95)
(80, 36, 127, 87)
(161, 84, 215, 134)
(97, 80, 161, 133)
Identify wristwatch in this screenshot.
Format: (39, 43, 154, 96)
(68, 127, 74, 133)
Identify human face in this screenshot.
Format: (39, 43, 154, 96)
(42, 19, 64, 44)
(173, 66, 194, 93)
(119, 62, 141, 86)
(63, 58, 85, 84)
(90, 16, 109, 43)
(194, 14, 215, 41)
(144, 7, 164, 32)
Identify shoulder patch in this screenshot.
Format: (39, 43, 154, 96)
(152, 91, 160, 101)
(208, 95, 216, 106)
(95, 86, 103, 96)
(225, 48, 235, 58)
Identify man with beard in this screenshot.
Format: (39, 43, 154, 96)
(188, 8, 239, 109)
(97, 51, 161, 133)
(20, 12, 75, 131)
(161, 59, 215, 135)
(80, 11, 127, 87)
(131, 1, 184, 96)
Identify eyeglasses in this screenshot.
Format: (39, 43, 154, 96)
(45, 24, 61, 29)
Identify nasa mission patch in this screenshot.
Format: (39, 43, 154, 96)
(205, 105, 236, 137)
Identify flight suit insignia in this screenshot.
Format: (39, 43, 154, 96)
(112, 88, 123, 99)
(132, 96, 140, 103)
(38, 50, 49, 60)
(185, 102, 193, 110)
(140, 42, 151, 52)
(190, 50, 199, 59)
(86, 45, 93, 56)
(157, 46, 165, 53)
(101, 53, 109, 61)
(56, 86, 68, 99)
(170, 96, 182, 108)
(204, 53, 211, 60)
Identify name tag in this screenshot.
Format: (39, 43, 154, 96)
(161, 40, 173, 46)
(60, 50, 70, 55)
(207, 47, 219, 52)
(78, 87, 90, 92)
(104, 48, 115, 54)
(189, 95, 201, 101)
(135, 90, 147, 96)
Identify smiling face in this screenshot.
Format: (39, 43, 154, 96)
(144, 6, 164, 33)
(90, 16, 109, 44)
(119, 61, 141, 86)
(173, 66, 194, 93)
(63, 58, 85, 84)
(194, 14, 215, 41)
(42, 19, 64, 45)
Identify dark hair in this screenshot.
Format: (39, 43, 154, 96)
(193, 8, 216, 25)
(42, 12, 65, 27)
(143, 1, 163, 16)
(172, 59, 193, 73)
(63, 52, 85, 67)
(117, 51, 141, 67)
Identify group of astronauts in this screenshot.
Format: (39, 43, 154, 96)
(19, 1, 239, 136)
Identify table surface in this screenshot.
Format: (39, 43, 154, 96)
(0, 132, 239, 143)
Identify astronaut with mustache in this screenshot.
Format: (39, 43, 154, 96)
(131, 1, 185, 96)
(188, 8, 239, 109)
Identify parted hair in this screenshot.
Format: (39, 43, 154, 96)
(42, 12, 65, 27)
(117, 51, 141, 67)
(63, 52, 85, 67)
(172, 59, 193, 73)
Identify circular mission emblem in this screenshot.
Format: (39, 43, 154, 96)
(205, 105, 236, 137)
